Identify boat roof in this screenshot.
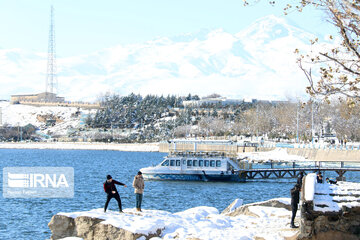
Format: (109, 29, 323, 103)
(168, 150, 237, 158)
(167, 139, 235, 145)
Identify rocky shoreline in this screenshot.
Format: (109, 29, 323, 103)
(48, 198, 300, 240)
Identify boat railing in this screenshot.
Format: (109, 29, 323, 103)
(168, 150, 237, 159)
(167, 140, 238, 154)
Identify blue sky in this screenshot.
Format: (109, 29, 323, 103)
(0, 0, 338, 101)
(0, 0, 333, 57)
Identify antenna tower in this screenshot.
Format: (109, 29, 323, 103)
(45, 5, 57, 97)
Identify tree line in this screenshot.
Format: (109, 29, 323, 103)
(84, 93, 360, 142)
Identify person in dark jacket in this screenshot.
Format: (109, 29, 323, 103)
(316, 172, 323, 183)
(297, 171, 304, 189)
(290, 183, 301, 228)
(104, 175, 127, 212)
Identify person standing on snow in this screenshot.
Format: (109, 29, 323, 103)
(132, 171, 145, 212)
(104, 175, 127, 213)
(297, 171, 304, 188)
(290, 183, 301, 228)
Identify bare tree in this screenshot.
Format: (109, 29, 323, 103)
(244, 1, 360, 103)
(331, 101, 360, 141)
(297, 1, 360, 103)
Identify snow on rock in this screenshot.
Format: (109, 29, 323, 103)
(304, 173, 316, 201)
(303, 173, 360, 213)
(224, 198, 292, 217)
(49, 199, 299, 240)
(229, 198, 244, 212)
(248, 206, 290, 219)
(222, 198, 244, 214)
(313, 181, 360, 212)
(237, 148, 307, 163)
(48, 209, 163, 240)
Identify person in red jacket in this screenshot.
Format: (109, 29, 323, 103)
(103, 175, 127, 212)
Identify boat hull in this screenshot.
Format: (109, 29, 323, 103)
(142, 173, 246, 182)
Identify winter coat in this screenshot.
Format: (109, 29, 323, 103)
(103, 180, 125, 195)
(132, 175, 145, 194)
(290, 186, 300, 205)
(297, 175, 304, 189)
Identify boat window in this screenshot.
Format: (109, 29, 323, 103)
(170, 160, 175, 166)
(204, 160, 209, 167)
(193, 160, 198, 167)
(199, 160, 203, 167)
(216, 160, 221, 167)
(187, 160, 192, 167)
(210, 160, 215, 167)
(161, 160, 169, 166)
(183, 160, 186, 165)
(176, 160, 181, 166)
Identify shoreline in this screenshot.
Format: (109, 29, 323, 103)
(49, 198, 300, 240)
(0, 142, 160, 152)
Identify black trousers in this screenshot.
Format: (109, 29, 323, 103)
(291, 203, 298, 225)
(104, 193, 122, 212)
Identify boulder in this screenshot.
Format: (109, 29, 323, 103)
(299, 206, 360, 240)
(223, 198, 291, 217)
(48, 215, 76, 239)
(221, 198, 243, 215)
(48, 213, 162, 240)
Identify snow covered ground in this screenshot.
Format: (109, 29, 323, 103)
(238, 148, 307, 163)
(304, 173, 360, 212)
(57, 198, 299, 240)
(237, 148, 360, 168)
(0, 101, 94, 136)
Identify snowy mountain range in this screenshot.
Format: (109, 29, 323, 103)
(0, 15, 327, 102)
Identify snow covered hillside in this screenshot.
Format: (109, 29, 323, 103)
(0, 101, 95, 136)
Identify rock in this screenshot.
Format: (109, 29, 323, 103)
(221, 199, 243, 215)
(48, 213, 162, 240)
(253, 237, 266, 240)
(299, 230, 359, 240)
(299, 205, 360, 240)
(48, 215, 76, 239)
(284, 231, 300, 240)
(223, 198, 291, 217)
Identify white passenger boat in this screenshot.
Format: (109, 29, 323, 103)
(140, 151, 248, 182)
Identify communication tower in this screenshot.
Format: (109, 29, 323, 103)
(45, 5, 58, 98)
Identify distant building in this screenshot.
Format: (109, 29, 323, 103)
(251, 99, 288, 105)
(10, 92, 65, 104)
(183, 97, 245, 107)
(183, 97, 288, 108)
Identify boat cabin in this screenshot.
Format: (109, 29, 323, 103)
(158, 156, 241, 172)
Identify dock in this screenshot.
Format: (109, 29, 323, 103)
(240, 167, 360, 180)
(162, 139, 360, 181)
